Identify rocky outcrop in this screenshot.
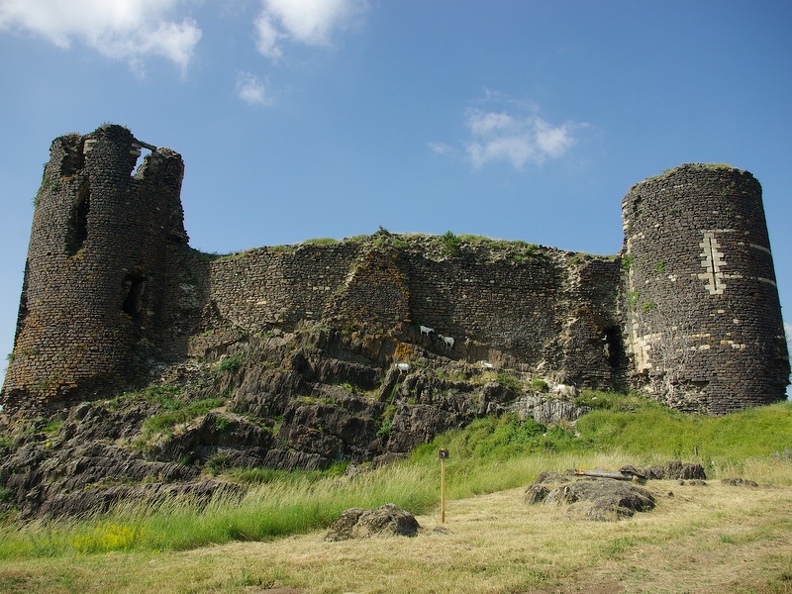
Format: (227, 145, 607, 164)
(525, 471, 656, 521)
(0, 325, 590, 519)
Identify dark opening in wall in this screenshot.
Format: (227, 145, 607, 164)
(61, 136, 85, 176)
(14, 261, 30, 342)
(65, 182, 90, 256)
(122, 274, 147, 317)
(604, 326, 625, 370)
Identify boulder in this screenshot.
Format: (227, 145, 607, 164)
(525, 474, 656, 521)
(324, 503, 420, 541)
(664, 460, 707, 480)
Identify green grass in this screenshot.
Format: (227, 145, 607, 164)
(0, 464, 438, 559)
(573, 398, 792, 463)
(302, 237, 338, 245)
(141, 397, 225, 435)
(1, 393, 790, 560)
(105, 384, 184, 410)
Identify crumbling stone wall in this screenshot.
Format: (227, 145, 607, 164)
(2, 126, 190, 416)
(1, 126, 788, 419)
(197, 241, 623, 386)
(622, 164, 790, 413)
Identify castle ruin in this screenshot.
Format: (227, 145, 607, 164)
(2, 125, 789, 419)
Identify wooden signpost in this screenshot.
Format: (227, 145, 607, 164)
(439, 449, 449, 523)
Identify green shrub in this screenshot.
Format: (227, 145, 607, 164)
(641, 300, 657, 312)
(621, 254, 634, 272)
(214, 355, 244, 375)
(206, 453, 231, 475)
(441, 231, 462, 257)
(377, 405, 396, 438)
(496, 373, 523, 394)
(530, 378, 549, 393)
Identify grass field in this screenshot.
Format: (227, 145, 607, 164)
(1, 395, 790, 593)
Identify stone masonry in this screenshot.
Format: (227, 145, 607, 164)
(1, 127, 789, 418)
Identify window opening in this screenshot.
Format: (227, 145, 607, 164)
(65, 182, 90, 255)
(122, 274, 147, 317)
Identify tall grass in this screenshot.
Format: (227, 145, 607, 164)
(1, 394, 790, 560)
(0, 464, 438, 560)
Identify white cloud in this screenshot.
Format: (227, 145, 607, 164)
(427, 141, 455, 155)
(464, 107, 578, 170)
(254, 12, 282, 59)
(254, 0, 366, 60)
(236, 71, 271, 105)
(0, 0, 201, 73)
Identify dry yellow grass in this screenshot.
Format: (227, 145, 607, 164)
(1, 478, 791, 594)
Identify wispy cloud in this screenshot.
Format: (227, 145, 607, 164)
(464, 107, 579, 170)
(254, 0, 367, 60)
(236, 71, 271, 105)
(427, 141, 456, 156)
(0, 0, 201, 74)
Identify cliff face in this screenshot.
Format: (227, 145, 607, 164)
(0, 126, 788, 519)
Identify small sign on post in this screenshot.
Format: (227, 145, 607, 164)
(439, 449, 449, 523)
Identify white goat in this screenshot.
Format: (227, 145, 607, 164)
(441, 335, 455, 349)
(395, 363, 411, 373)
(480, 361, 494, 369)
(419, 325, 434, 337)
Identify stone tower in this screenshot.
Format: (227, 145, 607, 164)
(1, 125, 189, 417)
(622, 164, 789, 414)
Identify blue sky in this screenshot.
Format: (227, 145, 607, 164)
(1, 0, 790, 387)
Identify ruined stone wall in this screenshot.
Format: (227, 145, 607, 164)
(2, 125, 787, 419)
(1, 126, 188, 415)
(198, 241, 622, 386)
(203, 243, 362, 332)
(622, 164, 789, 413)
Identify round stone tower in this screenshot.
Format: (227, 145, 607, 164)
(622, 163, 789, 414)
(1, 125, 189, 417)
